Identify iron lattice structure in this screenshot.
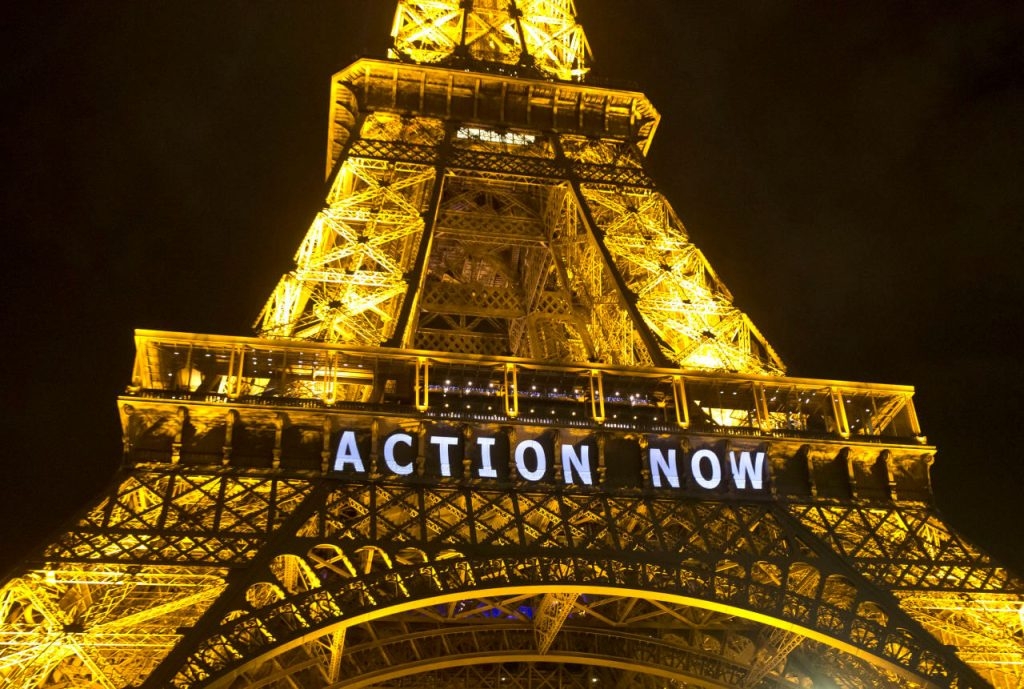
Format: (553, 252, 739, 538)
(3, 2, 1022, 689)
(255, 0, 782, 376)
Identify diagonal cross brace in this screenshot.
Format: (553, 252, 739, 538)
(534, 592, 579, 655)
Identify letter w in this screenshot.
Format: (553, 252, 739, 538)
(728, 451, 765, 490)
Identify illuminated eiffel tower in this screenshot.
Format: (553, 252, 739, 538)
(2, 2, 1022, 688)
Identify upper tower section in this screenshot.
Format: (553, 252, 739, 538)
(390, 0, 591, 81)
(255, 1, 785, 376)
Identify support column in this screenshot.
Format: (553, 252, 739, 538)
(534, 592, 579, 655)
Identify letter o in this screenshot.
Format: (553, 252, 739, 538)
(691, 449, 722, 489)
(515, 439, 547, 482)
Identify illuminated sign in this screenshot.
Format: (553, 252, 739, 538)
(331, 427, 766, 492)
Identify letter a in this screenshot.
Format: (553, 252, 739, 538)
(333, 431, 365, 473)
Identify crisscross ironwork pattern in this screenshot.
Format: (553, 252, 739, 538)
(4, 417, 1024, 688)
(109, 479, 1006, 688)
(258, 99, 782, 373)
(3, 3, 1023, 689)
(391, 0, 591, 81)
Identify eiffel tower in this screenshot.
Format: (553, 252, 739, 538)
(2, 2, 1022, 688)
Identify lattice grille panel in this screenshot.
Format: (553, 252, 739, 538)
(0, 565, 226, 689)
(420, 282, 527, 318)
(415, 329, 509, 356)
(259, 155, 437, 343)
(390, 0, 590, 81)
(117, 482, 991, 688)
(44, 473, 316, 566)
(577, 181, 783, 374)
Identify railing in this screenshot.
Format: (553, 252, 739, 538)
(127, 330, 924, 446)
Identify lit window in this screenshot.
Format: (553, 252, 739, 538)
(457, 126, 536, 146)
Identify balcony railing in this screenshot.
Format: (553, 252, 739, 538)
(127, 330, 924, 445)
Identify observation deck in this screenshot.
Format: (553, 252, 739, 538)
(121, 330, 933, 503)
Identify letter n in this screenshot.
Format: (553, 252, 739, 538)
(561, 444, 593, 486)
(649, 447, 679, 488)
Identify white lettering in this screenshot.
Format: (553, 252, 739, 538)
(477, 437, 498, 479)
(333, 430, 365, 472)
(332, 427, 766, 491)
(561, 444, 593, 486)
(649, 447, 679, 488)
(691, 449, 722, 489)
(430, 436, 459, 477)
(729, 451, 765, 490)
(384, 433, 414, 475)
(515, 439, 547, 481)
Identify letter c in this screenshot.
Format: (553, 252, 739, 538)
(384, 433, 414, 475)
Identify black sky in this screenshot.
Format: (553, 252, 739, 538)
(1, 1, 1022, 576)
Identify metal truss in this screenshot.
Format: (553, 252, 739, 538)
(4, 471, 993, 689)
(43, 471, 318, 566)
(258, 0, 783, 375)
(220, 600, 921, 689)
(258, 148, 438, 345)
(5, 366, 1011, 688)
(535, 591, 579, 654)
(3, 444, 1022, 688)
(258, 101, 783, 374)
(0, 564, 226, 689)
(179, 481, 1015, 687)
(4, 3, 1023, 689)
(390, 0, 591, 81)
(790, 504, 1024, 688)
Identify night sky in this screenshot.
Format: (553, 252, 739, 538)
(2, 2, 1022, 576)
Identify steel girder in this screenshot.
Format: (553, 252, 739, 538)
(55, 474, 988, 688)
(390, 0, 591, 82)
(258, 106, 783, 375)
(5, 3, 1023, 689)
(6, 454, 1019, 688)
